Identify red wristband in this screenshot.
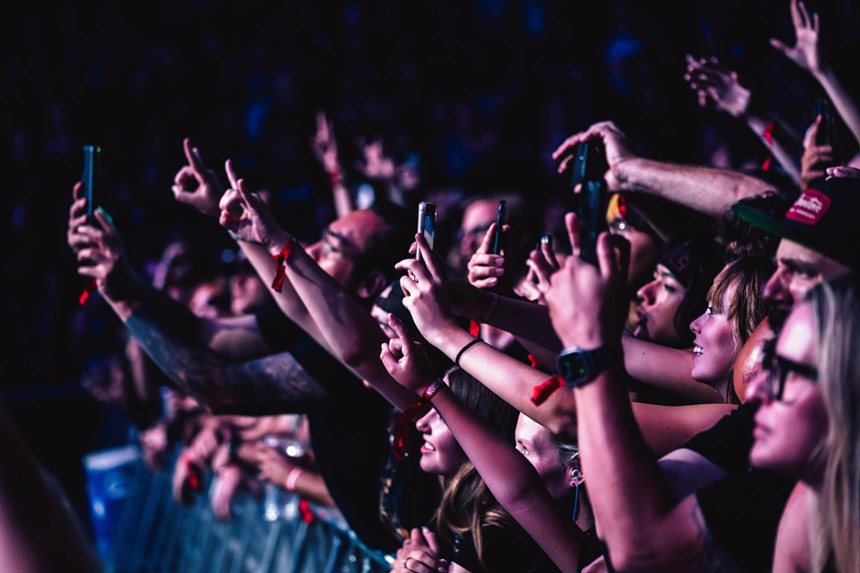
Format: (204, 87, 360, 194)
(391, 378, 444, 460)
(271, 238, 298, 292)
(531, 375, 564, 406)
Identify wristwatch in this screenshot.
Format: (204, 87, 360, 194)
(556, 344, 622, 387)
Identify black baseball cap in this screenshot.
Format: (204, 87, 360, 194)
(731, 177, 860, 272)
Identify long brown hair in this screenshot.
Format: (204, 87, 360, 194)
(433, 366, 519, 568)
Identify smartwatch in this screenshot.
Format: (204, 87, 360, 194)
(556, 344, 622, 387)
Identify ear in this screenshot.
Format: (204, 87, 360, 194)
(356, 270, 389, 301)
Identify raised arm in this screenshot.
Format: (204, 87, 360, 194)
(770, 0, 860, 149)
(683, 54, 803, 184)
(310, 110, 353, 218)
(551, 121, 775, 217)
(169, 138, 321, 341)
(545, 219, 723, 570)
(379, 316, 584, 572)
(218, 175, 417, 411)
(395, 238, 577, 436)
(68, 182, 329, 412)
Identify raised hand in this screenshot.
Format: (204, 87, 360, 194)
(515, 237, 562, 305)
(544, 212, 629, 349)
(379, 313, 437, 395)
(355, 135, 397, 181)
(218, 160, 289, 252)
(551, 121, 637, 193)
(395, 234, 460, 348)
(171, 137, 226, 217)
(466, 222, 508, 290)
(68, 182, 137, 301)
(683, 54, 751, 118)
(310, 110, 342, 178)
(770, 0, 822, 75)
(800, 114, 836, 188)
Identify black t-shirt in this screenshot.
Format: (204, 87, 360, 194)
(682, 402, 796, 572)
(255, 308, 405, 552)
(437, 522, 560, 573)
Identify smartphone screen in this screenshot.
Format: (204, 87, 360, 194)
(490, 200, 506, 255)
(416, 201, 436, 265)
(82, 145, 101, 218)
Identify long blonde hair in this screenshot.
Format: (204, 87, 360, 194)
(808, 275, 860, 573)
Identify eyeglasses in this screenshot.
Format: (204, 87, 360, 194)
(761, 337, 818, 401)
(455, 223, 492, 242)
(319, 228, 353, 259)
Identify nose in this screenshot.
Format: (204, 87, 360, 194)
(306, 240, 323, 262)
(636, 279, 658, 306)
(414, 408, 437, 433)
(762, 267, 791, 308)
(744, 368, 771, 406)
(689, 311, 705, 335)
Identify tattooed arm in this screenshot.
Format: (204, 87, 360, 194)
(126, 303, 330, 413)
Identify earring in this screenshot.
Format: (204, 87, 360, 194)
(571, 469, 582, 522)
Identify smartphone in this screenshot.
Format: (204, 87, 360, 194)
(490, 200, 506, 255)
(814, 97, 833, 147)
(82, 145, 102, 218)
(571, 140, 608, 266)
(416, 200, 436, 265)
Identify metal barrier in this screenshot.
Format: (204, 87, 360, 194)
(98, 447, 394, 573)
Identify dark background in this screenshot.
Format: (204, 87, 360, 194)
(4, 0, 859, 539)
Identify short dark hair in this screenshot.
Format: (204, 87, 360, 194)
(352, 200, 416, 284)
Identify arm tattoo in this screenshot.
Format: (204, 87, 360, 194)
(126, 305, 331, 411)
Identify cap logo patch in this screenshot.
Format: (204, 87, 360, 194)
(786, 189, 830, 225)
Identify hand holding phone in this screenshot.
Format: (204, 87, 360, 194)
(416, 201, 436, 265)
(490, 200, 506, 255)
(82, 145, 102, 218)
(570, 140, 608, 266)
(814, 97, 833, 147)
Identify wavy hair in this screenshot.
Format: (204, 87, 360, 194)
(809, 274, 860, 573)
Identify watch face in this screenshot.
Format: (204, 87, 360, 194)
(559, 352, 588, 384)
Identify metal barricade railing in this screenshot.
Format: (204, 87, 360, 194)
(93, 446, 394, 573)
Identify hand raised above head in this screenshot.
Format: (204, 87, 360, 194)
(769, 0, 821, 74)
(395, 234, 458, 346)
(218, 163, 288, 253)
(551, 121, 635, 193)
(171, 137, 225, 218)
(466, 222, 508, 290)
(544, 212, 629, 349)
(379, 313, 436, 395)
(683, 54, 751, 118)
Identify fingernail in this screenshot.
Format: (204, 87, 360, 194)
(96, 206, 112, 224)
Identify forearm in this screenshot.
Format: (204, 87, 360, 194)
(743, 111, 802, 185)
(125, 303, 329, 410)
(622, 335, 723, 404)
(616, 157, 773, 216)
(429, 323, 576, 436)
(451, 286, 562, 350)
(815, 66, 860, 149)
(575, 367, 680, 552)
(237, 240, 324, 343)
(289, 469, 336, 507)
